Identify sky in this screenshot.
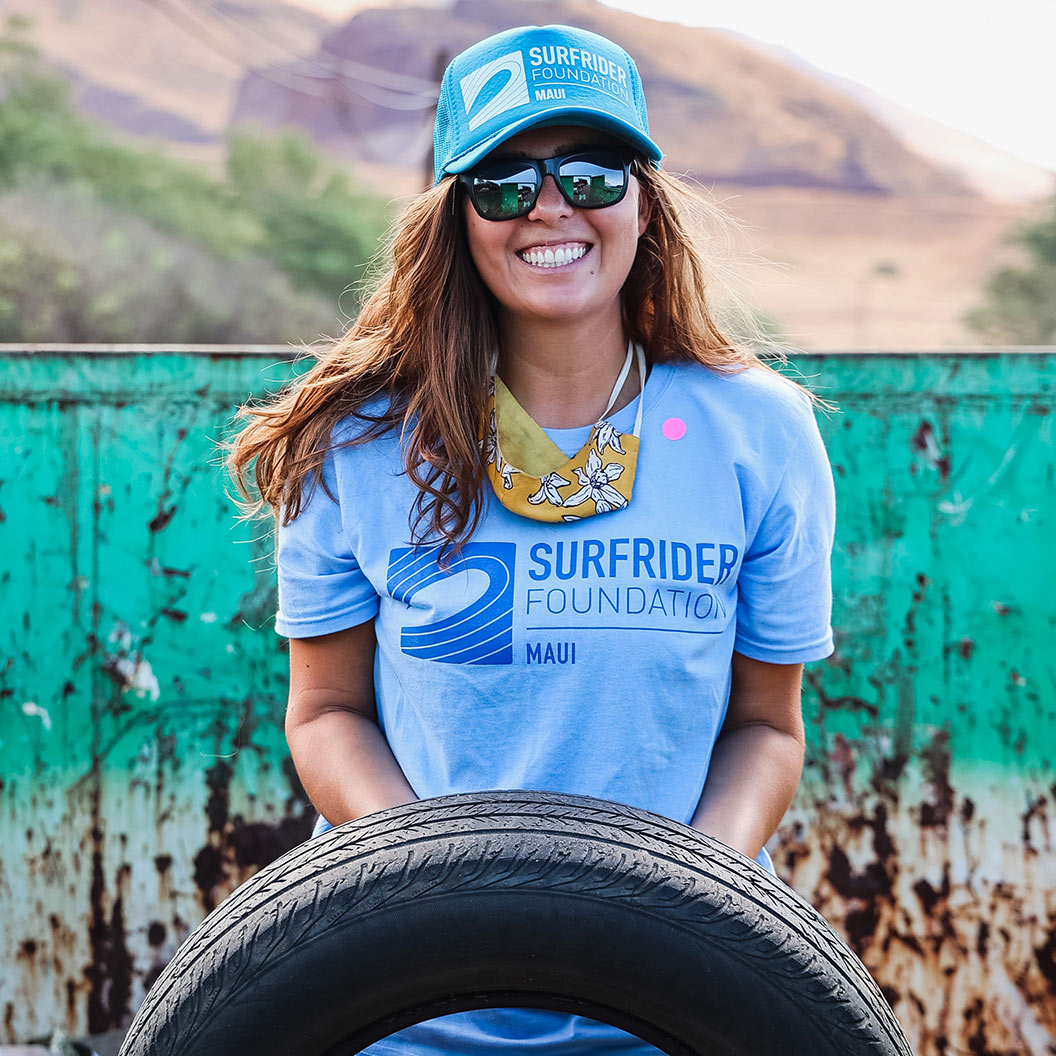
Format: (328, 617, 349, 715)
(599, 0, 1056, 172)
(295, 0, 1056, 172)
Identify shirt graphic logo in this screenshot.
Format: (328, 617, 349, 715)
(387, 543, 515, 665)
(460, 51, 529, 131)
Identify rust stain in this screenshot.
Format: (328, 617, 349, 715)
(909, 419, 952, 480)
(1037, 931, 1056, 990)
(193, 760, 232, 914)
(1023, 797, 1051, 851)
(782, 728, 1056, 1055)
(85, 821, 133, 1032)
(191, 754, 314, 917)
(147, 560, 192, 578)
(148, 428, 189, 534)
(919, 729, 954, 828)
(147, 506, 177, 533)
(805, 670, 880, 720)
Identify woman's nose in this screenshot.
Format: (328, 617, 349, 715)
(528, 174, 572, 220)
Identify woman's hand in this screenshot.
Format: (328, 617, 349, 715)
(286, 620, 418, 826)
(689, 652, 806, 861)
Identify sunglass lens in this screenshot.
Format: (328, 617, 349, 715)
(557, 153, 627, 207)
(469, 161, 539, 220)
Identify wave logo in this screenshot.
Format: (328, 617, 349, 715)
(460, 50, 529, 131)
(387, 543, 515, 665)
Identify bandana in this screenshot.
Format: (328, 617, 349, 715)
(483, 343, 646, 522)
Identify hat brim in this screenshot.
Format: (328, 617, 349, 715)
(442, 106, 663, 176)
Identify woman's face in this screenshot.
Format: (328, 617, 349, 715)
(462, 125, 651, 328)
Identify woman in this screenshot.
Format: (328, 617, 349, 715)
(230, 22, 835, 1056)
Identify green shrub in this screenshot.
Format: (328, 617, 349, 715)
(0, 18, 392, 340)
(965, 192, 1056, 345)
(0, 182, 340, 343)
(226, 127, 389, 296)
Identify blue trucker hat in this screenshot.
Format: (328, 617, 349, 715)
(433, 24, 663, 185)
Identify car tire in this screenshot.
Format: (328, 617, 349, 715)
(120, 790, 912, 1056)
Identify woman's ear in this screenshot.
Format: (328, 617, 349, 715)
(636, 178, 653, 237)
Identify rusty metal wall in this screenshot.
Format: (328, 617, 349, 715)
(1, 346, 1053, 1052)
(774, 351, 1056, 1055)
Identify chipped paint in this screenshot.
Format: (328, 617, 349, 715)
(21, 701, 52, 730)
(103, 623, 160, 702)
(0, 347, 1053, 1050)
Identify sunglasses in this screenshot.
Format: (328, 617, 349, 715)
(459, 149, 635, 221)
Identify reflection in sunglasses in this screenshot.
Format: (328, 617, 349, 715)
(464, 151, 632, 219)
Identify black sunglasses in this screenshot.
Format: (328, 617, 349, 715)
(459, 149, 635, 221)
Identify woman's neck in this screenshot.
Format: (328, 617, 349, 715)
(497, 312, 639, 429)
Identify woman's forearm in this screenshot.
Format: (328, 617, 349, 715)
(287, 706, 418, 826)
(689, 723, 804, 860)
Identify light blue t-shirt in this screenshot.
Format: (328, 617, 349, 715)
(274, 359, 836, 1055)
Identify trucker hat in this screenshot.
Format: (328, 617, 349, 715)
(433, 24, 663, 185)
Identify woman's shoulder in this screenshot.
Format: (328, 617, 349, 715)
(328, 396, 404, 455)
(661, 358, 818, 430)
(301, 401, 406, 506)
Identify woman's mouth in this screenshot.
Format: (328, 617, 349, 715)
(516, 242, 591, 269)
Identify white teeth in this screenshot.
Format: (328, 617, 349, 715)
(520, 245, 587, 268)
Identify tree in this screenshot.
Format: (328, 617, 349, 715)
(225, 127, 390, 297)
(964, 192, 1056, 345)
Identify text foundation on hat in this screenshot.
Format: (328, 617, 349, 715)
(527, 46, 630, 104)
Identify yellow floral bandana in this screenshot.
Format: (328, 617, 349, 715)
(483, 343, 645, 522)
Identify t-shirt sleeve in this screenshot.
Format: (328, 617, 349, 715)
(733, 413, 836, 664)
(273, 453, 380, 639)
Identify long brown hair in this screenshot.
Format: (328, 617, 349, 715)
(227, 163, 787, 551)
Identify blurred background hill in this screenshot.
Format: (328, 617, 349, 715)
(0, 0, 1052, 348)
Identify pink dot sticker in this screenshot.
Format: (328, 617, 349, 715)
(662, 417, 687, 441)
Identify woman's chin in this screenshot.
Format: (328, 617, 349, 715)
(506, 294, 620, 326)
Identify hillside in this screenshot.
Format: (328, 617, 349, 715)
(235, 0, 974, 198)
(0, 0, 1045, 348)
(716, 28, 1056, 205)
(0, 0, 338, 140)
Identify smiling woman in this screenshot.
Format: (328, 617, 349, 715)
(225, 20, 839, 1056)
(462, 130, 650, 342)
